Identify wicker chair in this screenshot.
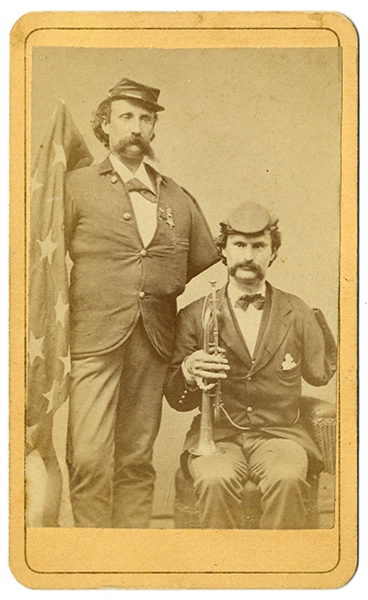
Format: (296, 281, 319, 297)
(174, 396, 336, 529)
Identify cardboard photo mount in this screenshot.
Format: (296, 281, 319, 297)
(9, 11, 358, 589)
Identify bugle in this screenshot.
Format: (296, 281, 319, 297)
(189, 281, 223, 456)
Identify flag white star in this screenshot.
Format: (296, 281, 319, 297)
(29, 331, 45, 365)
(46, 195, 61, 203)
(30, 175, 44, 196)
(26, 423, 38, 449)
(53, 142, 66, 169)
(37, 231, 57, 264)
(55, 292, 69, 328)
(42, 380, 57, 414)
(59, 347, 71, 378)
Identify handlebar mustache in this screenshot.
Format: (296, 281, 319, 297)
(228, 261, 263, 277)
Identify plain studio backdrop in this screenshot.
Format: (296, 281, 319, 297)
(30, 46, 340, 524)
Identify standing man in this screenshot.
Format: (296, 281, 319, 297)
(64, 78, 219, 528)
(164, 202, 337, 529)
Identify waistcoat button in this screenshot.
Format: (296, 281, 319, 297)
(140, 249, 147, 257)
(111, 174, 118, 184)
(123, 212, 132, 221)
(139, 291, 145, 299)
(247, 406, 253, 413)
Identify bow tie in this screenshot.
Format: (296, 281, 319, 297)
(125, 177, 157, 203)
(235, 293, 265, 311)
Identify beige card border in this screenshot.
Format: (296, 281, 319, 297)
(9, 11, 358, 589)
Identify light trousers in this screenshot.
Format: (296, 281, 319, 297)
(188, 433, 310, 529)
(67, 319, 169, 528)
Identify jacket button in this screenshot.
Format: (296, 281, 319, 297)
(111, 175, 118, 184)
(139, 291, 145, 299)
(247, 376, 252, 381)
(247, 406, 253, 413)
(140, 249, 147, 257)
(123, 212, 132, 221)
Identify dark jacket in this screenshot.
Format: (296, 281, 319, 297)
(164, 282, 337, 464)
(64, 158, 220, 358)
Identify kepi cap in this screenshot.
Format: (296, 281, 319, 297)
(107, 78, 165, 112)
(220, 202, 278, 235)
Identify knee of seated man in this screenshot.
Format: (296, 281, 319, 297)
(260, 455, 308, 486)
(267, 442, 309, 476)
(192, 460, 242, 493)
(265, 467, 309, 491)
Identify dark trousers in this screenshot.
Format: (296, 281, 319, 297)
(67, 319, 168, 528)
(188, 433, 310, 529)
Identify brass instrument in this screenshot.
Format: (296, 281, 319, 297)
(189, 281, 223, 456)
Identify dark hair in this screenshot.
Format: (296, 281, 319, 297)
(91, 98, 158, 148)
(91, 98, 112, 148)
(216, 225, 282, 266)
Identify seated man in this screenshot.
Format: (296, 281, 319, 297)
(164, 202, 337, 529)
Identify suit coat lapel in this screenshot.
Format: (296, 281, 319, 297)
(217, 284, 253, 368)
(249, 284, 293, 375)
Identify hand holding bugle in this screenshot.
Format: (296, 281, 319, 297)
(188, 281, 228, 456)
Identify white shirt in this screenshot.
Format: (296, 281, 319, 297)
(227, 281, 266, 357)
(109, 154, 158, 247)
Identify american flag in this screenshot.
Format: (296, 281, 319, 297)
(27, 101, 93, 525)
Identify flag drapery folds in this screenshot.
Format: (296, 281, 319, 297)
(27, 101, 93, 524)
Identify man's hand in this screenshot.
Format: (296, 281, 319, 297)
(183, 348, 229, 391)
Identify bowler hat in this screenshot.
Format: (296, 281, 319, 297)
(220, 202, 278, 235)
(107, 78, 165, 112)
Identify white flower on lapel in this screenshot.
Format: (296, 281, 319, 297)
(281, 353, 297, 370)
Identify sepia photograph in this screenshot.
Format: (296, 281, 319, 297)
(8, 9, 358, 590)
(28, 44, 340, 532)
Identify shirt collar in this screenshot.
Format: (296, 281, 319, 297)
(109, 154, 155, 193)
(227, 280, 267, 306)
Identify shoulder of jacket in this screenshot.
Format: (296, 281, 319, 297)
(272, 285, 313, 315)
(178, 285, 226, 323)
(65, 162, 99, 184)
(179, 184, 198, 204)
(178, 295, 207, 320)
(158, 173, 196, 202)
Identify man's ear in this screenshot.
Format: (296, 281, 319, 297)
(101, 117, 110, 135)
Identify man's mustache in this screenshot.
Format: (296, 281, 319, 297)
(114, 135, 155, 158)
(228, 261, 265, 279)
